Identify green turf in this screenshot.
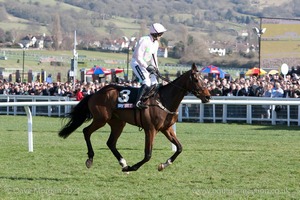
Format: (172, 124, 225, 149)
(0, 115, 299, 199)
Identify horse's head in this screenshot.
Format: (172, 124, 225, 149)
(187, 63, 211, 103)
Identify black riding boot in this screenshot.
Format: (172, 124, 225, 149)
(136, 84, 149, 109)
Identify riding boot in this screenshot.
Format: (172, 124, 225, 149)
(136, 84, 149, 109)
(143, 84, 157, 99)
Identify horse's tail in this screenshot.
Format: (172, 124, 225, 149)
(58, 95, 93, 139)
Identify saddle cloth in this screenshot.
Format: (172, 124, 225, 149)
(115, 85, 158, 109)
(116, 86, 139, 109)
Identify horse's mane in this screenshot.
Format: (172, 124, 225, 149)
(159, 69, 192, 91)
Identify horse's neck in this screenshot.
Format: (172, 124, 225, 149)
(159, 77, 187, 111)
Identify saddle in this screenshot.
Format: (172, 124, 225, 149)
(115, 84, 158, 109)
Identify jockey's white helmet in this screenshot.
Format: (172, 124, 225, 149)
(149, 23, 167, 34)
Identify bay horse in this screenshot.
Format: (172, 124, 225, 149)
(58, 63, 210, 172)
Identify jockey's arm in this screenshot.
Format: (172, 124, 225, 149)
(135, 38, 150, 69)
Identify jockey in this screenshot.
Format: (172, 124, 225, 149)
(131, 23, 167, 109)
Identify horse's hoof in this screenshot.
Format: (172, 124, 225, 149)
(158, 163, 164, 171)
(85, 159, 93, 168)
(122, 166, 130, 172)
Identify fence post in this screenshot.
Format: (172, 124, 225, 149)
(24, 106, 33, 152)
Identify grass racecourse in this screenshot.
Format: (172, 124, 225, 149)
(0, 116, 300, 199)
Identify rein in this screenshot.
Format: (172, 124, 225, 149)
(156, 70, 202, 95)
(152, 53, 188, 92)
(144, 71, 195, 115)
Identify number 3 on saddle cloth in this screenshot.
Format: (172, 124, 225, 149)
(116, 85, 157, 109)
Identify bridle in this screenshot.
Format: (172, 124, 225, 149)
(188, 71, 207, 98)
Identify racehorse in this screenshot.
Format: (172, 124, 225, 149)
(58, 63, 211, 172)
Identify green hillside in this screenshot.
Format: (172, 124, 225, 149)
(261, 19, 300, 68)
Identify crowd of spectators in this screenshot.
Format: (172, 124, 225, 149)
(0, 79, 141, 101)
(1, 69, 300, 101)
(204, 71, 300, 119)
(205, 72, 300, 98)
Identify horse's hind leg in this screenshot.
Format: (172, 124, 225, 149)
(83, 119, 106, 168)
(107, 119, 127, 171)
(159, 127, 182, 171)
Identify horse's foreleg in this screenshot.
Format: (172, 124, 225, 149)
(159, 127, 182, 171)
(122, 131, 156, 172)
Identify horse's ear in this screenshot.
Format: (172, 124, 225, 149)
(192, 63, 197, 71)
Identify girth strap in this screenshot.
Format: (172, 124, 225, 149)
(134, 108, 144, 131)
